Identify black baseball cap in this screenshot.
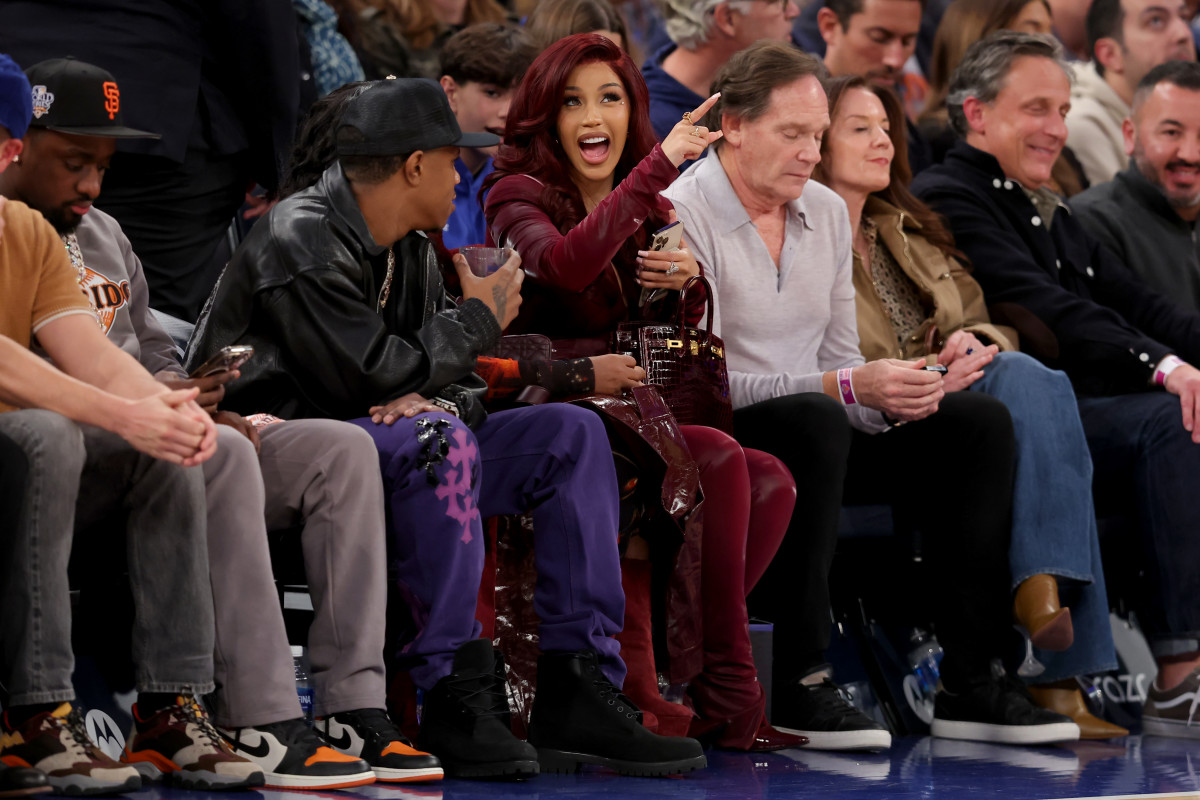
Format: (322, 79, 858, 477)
(25, 57, 159, 139)
(336, 78, 499, 156)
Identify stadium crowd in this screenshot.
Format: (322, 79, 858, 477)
(0, 0, 1199, 793)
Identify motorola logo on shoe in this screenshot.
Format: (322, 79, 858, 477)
(84, 709, 125, 760)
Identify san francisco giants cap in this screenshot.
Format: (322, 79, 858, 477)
(24, 57, 159, 139)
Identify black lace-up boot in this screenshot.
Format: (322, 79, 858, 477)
(527, 650, 707, 777)
(416, 639, 539, 779)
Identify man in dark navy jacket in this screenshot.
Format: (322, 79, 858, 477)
(913, 30, 1200, 740)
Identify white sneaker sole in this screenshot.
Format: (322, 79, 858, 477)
(931, 718, 1080, 745)
(772, 726, 892, 751)
(263, 770, 377, 790)
(372, 765, 444, 782)
(1142, 717, 1200, 740)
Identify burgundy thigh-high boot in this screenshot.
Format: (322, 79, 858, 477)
(614, 558, 696, 736)
(682, 427, 805, 751)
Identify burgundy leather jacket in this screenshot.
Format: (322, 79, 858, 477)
(485, 144, 703, 341)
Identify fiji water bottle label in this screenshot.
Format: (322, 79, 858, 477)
(298, 687, 315, 724)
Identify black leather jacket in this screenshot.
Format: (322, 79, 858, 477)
(185, 162, 499, 426)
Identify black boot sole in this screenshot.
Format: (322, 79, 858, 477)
(441, 759, 540, 780)
(536, 748, 707, 777)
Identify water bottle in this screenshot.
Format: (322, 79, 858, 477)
(292, 645, 314, 725)
(907, 628, 944, 705)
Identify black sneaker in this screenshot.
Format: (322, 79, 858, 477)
(772, 678, 891, 751)
(1142, 666, 1200, 739)
(0, 762, 50, 798)
(417, 639, 539, 779)
(315, 709, 442, 782)
(528, 651, 706, 777)
(218, 719, 375, 790)
(932, 668, 1080, 745)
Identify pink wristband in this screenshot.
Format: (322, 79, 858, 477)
(1155, 354, 1185, 387)
(837, 367, 856, 405)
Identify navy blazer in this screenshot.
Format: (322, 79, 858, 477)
(912, 140, 1200, 397)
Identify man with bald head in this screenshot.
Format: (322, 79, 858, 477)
(1073, 60, 1200, 310)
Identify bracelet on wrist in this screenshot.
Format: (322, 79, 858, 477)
(837, 367, 856, 406)
(1154, 354, 1186, 388)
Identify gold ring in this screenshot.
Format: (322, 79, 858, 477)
(682, 111, 692, 123)
(692, 126, 702, 137)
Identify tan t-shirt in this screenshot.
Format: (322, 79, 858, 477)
(0, 199, 95, 412)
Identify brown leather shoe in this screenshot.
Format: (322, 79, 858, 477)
(1028, 681, 1128, 740)
(1013, 574, 1074, 652)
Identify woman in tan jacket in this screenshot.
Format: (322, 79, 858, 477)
(814, 75, 1127, 740)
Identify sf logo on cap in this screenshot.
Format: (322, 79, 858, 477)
(102, 81, 119, 120)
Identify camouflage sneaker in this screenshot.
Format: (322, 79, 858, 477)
(122, 697, 264, 790)
(0, 703, 141, 796)
(1143, 667, 1200, 740)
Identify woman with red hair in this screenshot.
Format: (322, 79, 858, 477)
(483, 33, 801, 752)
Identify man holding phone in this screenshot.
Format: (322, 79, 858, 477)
(0, 58, 443, 788)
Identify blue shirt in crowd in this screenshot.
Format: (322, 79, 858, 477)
(642, 44, 704, 145)
(443, 157, 495, 250)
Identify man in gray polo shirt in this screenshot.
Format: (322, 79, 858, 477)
(1073, 60, 1200, 311)
(664, 40, 1077, 749)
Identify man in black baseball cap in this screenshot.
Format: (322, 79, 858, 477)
(188, 78, 707, 779)
(25, 57, 159, 139)
(1, 58, 158, 235)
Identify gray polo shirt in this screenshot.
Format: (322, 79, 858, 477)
(663, 152, 887, 433)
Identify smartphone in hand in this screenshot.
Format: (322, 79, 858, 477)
(650, 220, 683, 252)
(190, 345, 254, 378)
(641, 221, 685, 306)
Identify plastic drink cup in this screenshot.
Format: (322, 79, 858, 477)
(460, 246, 512, 277)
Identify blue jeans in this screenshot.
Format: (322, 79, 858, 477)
(1076, 391, 1200, 658)
(969, 352, 1117, 682)
(0, 410, 214, 705)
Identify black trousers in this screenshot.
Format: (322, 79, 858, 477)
(734, 392, 1015, 691)
(96, 149, 247, 323)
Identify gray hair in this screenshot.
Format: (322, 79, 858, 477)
(946, 30, 1073, 138)
(661, 0, 750, 50)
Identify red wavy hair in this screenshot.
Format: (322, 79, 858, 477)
(485, 33, 664, 234)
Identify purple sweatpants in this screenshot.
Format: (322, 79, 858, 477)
(351, 403, 626, 690)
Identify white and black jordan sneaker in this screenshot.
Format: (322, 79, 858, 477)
(315, 709, 442, 783)
(218, 719, 375, 790)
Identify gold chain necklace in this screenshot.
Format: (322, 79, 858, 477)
(377, 247, 395, 313)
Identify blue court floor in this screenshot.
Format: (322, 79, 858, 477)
(129, 735, 1199, 800)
